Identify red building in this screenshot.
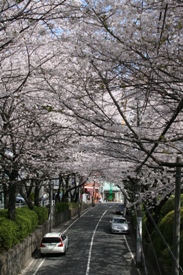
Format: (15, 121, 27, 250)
(83, 182, 101, 203)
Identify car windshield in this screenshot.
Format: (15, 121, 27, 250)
(42, 237, 61, 243)
(113, 218, 126, 224)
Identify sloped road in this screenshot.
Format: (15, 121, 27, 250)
(20, 203, 155, 275)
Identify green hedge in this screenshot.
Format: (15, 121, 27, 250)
(160, 194, 183, 219)
(0, 203, 77, 254)
(0, 209, 8, 218)
(0, 217, 19, 253)
(55, 202, 78, 213)
(15, 208, 38, 241)
(33, 206, 48, 225)
(68, 202, 78, 209)
(0, 206, 48, 254)
(152, 208, 183, 273)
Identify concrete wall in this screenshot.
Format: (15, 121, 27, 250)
(0, 222, 49, 275)
(0, 204, 90, 275)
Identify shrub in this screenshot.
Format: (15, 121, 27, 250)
(152, 208, 183, 272)
(15, 207, 38, 241)
(0, 209, 8, 218)
(55, 202, 70, 213)
(0, 207, 49, 254)
(0, 217, 19, 253)
(33, 206, 48, 225)
(69, 202, 78, 209)
(160, 194, 183, 219)
(55, 202, 78, 213)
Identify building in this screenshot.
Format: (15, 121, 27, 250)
(83, 181, 123, 203)
(102, 182, 123, 202)
(83, 181, 100, 204)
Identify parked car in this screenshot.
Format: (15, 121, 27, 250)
(109, 215, 129, 234)
(40, 232, 69, 256)
(16, 194, 26, 204)
(115, 204, 124, 215)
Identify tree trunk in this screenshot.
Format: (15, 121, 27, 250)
(8, 184, 16, 220)
(20, 181, 34, 210)
(34, 181, 41, 206)
(55, 174, 63, 203)
(3, 183, 8, 209)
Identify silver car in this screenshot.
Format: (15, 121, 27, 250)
(109, 215, 129, 234)
(40, 232, 69, 256)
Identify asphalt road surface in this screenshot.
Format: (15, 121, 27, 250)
(20, 203, 155, 275)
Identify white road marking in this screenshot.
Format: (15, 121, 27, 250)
(63, 207, 93, 233)
(33, 258, 46, 275)
(22, 205, 139, 275)
(19, 259, 35, 275)
(123, 235, 141, 275)
(85, 210, 107, 275)
(21, 207, 93, 275)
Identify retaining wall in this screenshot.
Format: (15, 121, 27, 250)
(0, 204, 90, 275)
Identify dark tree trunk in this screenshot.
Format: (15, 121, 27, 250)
(34, 180, 41, 206)
(62, 175, 70, 202)
(55, 174, 63, 203)
(62, 190, 69, 202)
(8, 184, 16, 220)
(19, 181, 34, 210)
(3, 183, 8, 209)
(26, 198, 34, 210)
(55, 188, 61, 203)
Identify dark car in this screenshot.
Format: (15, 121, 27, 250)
(115, 204, 124, 215)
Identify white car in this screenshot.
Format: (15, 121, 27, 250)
(40, 232, 69, 256)
(109, 215, 129, 234)
(16, 194, 26, 204)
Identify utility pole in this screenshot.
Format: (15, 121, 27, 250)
(172, 157, 181, 275)
(78, 184, 81, 217)
(136, 200, 142, 268)
(123, 195, 127, 216)
(49, 180, 53, 232)
(92, 181, 95, 207)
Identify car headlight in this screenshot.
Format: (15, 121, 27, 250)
(112, 225, 118, 229)
(123, 226, 129, 230)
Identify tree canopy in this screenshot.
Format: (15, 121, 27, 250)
(0, 0, 183, 219)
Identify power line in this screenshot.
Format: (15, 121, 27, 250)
(144, 204, 183, 274)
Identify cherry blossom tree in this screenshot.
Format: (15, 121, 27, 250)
(48, 0, 183, 213)
(1, 0, 183, 224)
(0, 0, 84, 219)
(70, 0, 183, 163)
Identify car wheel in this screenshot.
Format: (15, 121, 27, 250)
(63, 248, 66, 255)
